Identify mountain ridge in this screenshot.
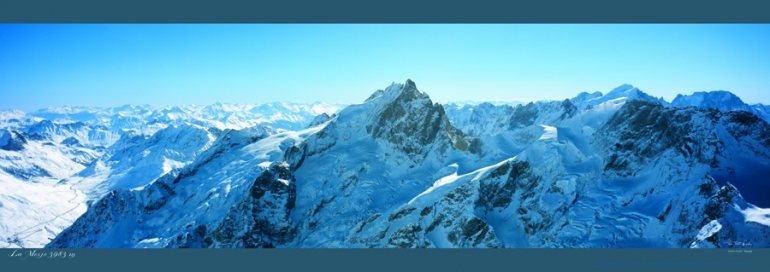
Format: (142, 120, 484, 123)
(2, 80, 769, 249)
(36, 80, 770, 249)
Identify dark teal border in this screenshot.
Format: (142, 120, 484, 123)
(3, 1, 770, 272)
(1, 0, 769, 23)
(1, 249, 768, 272)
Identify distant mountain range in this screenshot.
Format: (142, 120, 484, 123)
(1, 81, 768, 249)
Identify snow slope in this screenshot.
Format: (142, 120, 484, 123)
(61, 124, 219, 200)
(0, 171, 87, 248)
(47, 123, 326, 248)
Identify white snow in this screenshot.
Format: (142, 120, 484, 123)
(695, 220, 722, 241)
(407, 158, 517, 206)
(739, 205, 770, 226)
(538, 125, 557, 141)
(0, 171, 87, 248)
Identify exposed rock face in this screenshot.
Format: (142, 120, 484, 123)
(476, 160, 539, 212)
(349, 173, 505, 248)
(204, 162, 298, 248)
(47, 188, 145, 248)
(47, 126, 274, 248)
(365, 79, 472, 161)
(596, 100, 770, 178)
(0, 129, 27, 151)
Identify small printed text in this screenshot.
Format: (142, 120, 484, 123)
(8, 249, 76, 260)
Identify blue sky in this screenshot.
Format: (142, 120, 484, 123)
(1, 24, 768, 112)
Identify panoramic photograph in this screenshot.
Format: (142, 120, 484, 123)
(0, 24, 768, 248)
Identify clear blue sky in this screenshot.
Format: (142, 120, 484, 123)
(1, 24, 768, 112)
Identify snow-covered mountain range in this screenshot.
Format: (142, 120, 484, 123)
(2, 81, 769, 248)
(0, 102, 342, 248)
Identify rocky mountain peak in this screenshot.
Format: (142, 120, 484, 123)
(364, 80, 471, 160)
(0, 129, 27, 151)
(404, 78, 417, 91)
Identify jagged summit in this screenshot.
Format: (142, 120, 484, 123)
(366, 80, 469, 154)
(403, 78, 418, 91)
(313, 79, 473, 168)
(365, 79, 429, 104)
